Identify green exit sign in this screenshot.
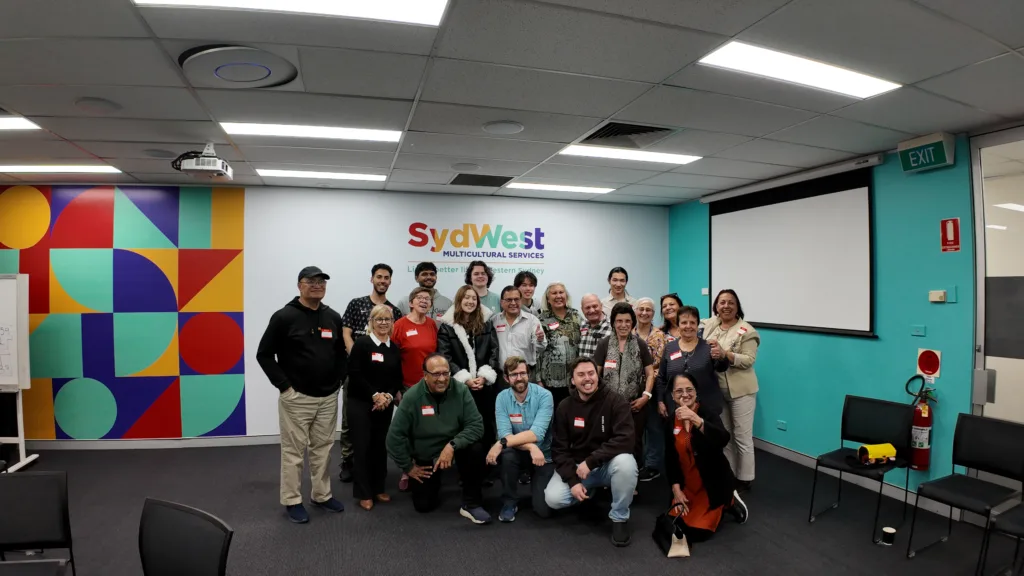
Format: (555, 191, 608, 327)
(898, 133, 955, 173)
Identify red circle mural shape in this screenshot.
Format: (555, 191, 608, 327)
(917, 350, 940, 376)
(180, 313, 243, 375)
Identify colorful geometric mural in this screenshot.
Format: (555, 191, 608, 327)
(0, 185, 245, 439)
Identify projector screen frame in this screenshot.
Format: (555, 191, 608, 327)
(708, 168, 877, 339)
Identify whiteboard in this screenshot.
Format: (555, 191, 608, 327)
(0, 274, 31, 390)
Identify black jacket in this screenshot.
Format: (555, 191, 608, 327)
(256, 297, 348, 397)
(347, 335, 403, 403)
(437, 317, 501, 387)
(551, 386, 635, 487)
(663, 403, 736, 509)
(655, 338, 724, 415)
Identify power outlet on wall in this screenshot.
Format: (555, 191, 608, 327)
(776, 420, 787, 431)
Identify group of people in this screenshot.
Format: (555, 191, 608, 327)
(256, 260, 761, 549)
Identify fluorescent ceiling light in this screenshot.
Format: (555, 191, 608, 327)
(0, 165, 120, 173)
(560, 145, 700, 165)
(507, 183, 615, 194)
(986, 224, 1007, 230)
(995, 203, 1024, 213)
(257, 169, 386, 181)
(222, 122, 401, 142)
(0, 117, 41, 130)
(698, 41, 901, 99)
(132, 0, 449, 26)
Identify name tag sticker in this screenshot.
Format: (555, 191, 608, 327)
(496, 324, 507, 333)
(510, 414, 523, 424)
(670, 351, 682, 361)
(421, 405, 435, 416)
(580, 326, 589, 336)
(673, 426, 683, 436)
(547, 322, 560, 330)
(320, 329, 333, 339)
(371, 352, 384, 363)
(406, 329, 418, 337)
(574, 417, 585, 428)
(604, 360, 617, 369)
(738, 327, 748, 335)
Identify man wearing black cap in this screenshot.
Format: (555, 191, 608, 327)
(257, 266, 348, 524)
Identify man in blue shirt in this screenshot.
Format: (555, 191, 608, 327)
(486, 355, 555, 523)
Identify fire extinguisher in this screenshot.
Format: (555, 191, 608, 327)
(906, 375, 937, 471)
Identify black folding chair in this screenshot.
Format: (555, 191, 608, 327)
(907, 413, 1024, 576)
(981, 501, 1024, 576)
(139, 498, 234, 576)
(0, 559, 68, 576)
(0, 471, 75, 575)
(808, 395, 915, 542)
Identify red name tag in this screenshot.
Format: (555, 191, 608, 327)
(510, 413, 523, 424)
(371, 352, 384, 363)
(320, 329, 333, 339)
(670, 351, 682, 361)
(406, 329, 418, 337)
(547, 322, 560, 330)
(580, 326, 589, 336)
(604, 360, 617, 369)
(574, 417, 585, 428)
(421, 405, 435, 416)
(496, 324, 507, 333)
(738, 327, 748, 335)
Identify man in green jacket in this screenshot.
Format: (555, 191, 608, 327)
(386, 353, 491, 524)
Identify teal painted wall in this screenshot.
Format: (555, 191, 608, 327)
(667, 137, 975, 489)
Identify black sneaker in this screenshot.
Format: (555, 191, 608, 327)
(339, 458, 354, 483)
(286, 504, 309, 524)
(611, 521, 631, 547)
(638, 467, 660, 482)
(729, 490, 748, 524)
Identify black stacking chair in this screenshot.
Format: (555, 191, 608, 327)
(0, 559, 68, 576)
(139, 498, 233, 576)
(981, 501, 1024, 576)
(907, 413, 1024, 575)
(807, 395, 915, 542)
(0, 471, 75, 574)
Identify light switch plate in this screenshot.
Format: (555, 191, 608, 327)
(929, 290, 947, 303)
(701, 288, 709, 295)
(911, 325, 926, 336)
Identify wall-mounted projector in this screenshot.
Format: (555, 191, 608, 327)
(172, 143, 233, 182)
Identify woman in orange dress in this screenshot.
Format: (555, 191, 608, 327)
(664, 372, 748, 544)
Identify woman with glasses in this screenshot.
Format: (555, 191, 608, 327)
(660, 294, 684, 341)
(536, 282, 585, 407)
(347, 304, 403, 510)
(438, 285, 501, 448)
(656, 305, 722, 419)
(702, 289, 759, 492)
(664, 372, 748, 550)
(634, 297, 668, 482)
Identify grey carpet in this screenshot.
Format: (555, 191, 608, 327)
(9, 445, 1020, 576)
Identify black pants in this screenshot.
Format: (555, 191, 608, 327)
(630, 401, 648, 469)
(470, 386, 497, 447)
(348, 398, 393, 500)
(548, 386, 570, 408)
(499, 448, 555, 517)
(411, 441, 486, 513)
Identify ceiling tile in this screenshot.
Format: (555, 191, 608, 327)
(385, 182, 498, 195)
(613, 184, 707, 199)
(714, 139, 855, 167)
(401, 133, 561, 162)
(671, 158, 799, 179)
(0, 139, 95, 161)
(299, 48, 428, 99)
(394, 154, 536, 177)
(196, 90, 412, 130)
(0, 0, 149, 38)
(76, 141, 244, 162)
(410, 102, 601, 144)
(15, 172, 138, 185)
(986, 140, 1024, 162)
(422, 59, 650, 117)
(109, 157, 255, 175)
(138, 7, 438, 54)
(534, 0, 792, 35)
(33, 118, 229, 144)
(437, 0, 724, 83)
(917, 54, 1024, 118)
(767, 116, 912, 153)
(389, 169, 454, 185)
(526, 163, 661, 184)
(512, 175, 625, 190)
(666, 64, 859, 113)
(494, 187, 601, 201)
(914, 0, 1024, 49)
(639, 172, 754, 190)
(0, 86, 207, 121)
(832, 87, 1003, 135)
(256, 176, 386, 191)
(129, 173, 264, 187)
(645, 129, 752, 156)
(0, 39, 183, 87)
(0, 175, 22, 183)
(615, 86, 817, 137)
(591, 194, 679, 205)
(239, 146, 395, 168)
(738, 0, 1004, 84)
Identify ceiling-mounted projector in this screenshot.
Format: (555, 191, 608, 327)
(172, 143, 233, 182)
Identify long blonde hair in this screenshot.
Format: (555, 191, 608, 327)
(452, 285, 486, 336)
(366, 304, 394, 337)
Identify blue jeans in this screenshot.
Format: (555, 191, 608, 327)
(544, 453, 638, 522)
(644, 400, 664, 471)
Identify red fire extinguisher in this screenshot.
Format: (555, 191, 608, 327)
(907, 375, 937, 471)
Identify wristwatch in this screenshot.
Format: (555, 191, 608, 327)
(500, 437, 508, 448)
(449, 440, 457, 450)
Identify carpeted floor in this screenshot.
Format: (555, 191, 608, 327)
(8, 445, 1020, 576)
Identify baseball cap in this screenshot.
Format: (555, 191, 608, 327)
(298, 266, 330, 281)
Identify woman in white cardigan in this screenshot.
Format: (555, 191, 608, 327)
(701, 289, 760, 492)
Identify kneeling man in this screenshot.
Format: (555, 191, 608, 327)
(545, 356, 638, 547)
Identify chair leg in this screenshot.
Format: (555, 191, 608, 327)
(808, 461, 820, 523)
(808, 463, 842, 523)
(69, 545, 77, 576)
(901, 468, 910, 525)
(907, 492, 921, 558)
(975, 516, 992, 576)
(871, 480, 885, 544)
(837, 471, 843, 504)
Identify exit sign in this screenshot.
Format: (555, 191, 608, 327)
(898, 133, 955, 173)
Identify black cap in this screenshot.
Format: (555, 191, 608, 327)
(298, 266, 330, 281)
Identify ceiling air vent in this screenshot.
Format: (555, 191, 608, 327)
(580, 122, 675, 149)
(450, 174, 514, 187)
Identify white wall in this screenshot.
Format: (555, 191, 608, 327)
(243, 188, 669, 436)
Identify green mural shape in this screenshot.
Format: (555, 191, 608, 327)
(178, 188, 212, 249)
(30, 314, 83, 378)
(0, 249, 18, 273)
(113, 189, 175, 249)
(54, 377, 117, 439)
(180, 374, 244, 437)
(113, 312, 177, 376)
(51, 249, 113, 312)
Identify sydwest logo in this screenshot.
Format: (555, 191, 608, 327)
(408, 222, 546, 260)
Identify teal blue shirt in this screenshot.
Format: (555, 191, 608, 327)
(495, 383, 554, 462)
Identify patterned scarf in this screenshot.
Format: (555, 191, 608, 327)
(602, 334, 644, 399)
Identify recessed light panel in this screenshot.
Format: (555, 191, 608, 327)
(222, 122, 401, 142)
(559, 145, 700, 165)
(0, 165, 120, 173)
(132, 0, 450, 26)
(995, 203, 1024, 213)
(506, 183, 615, 194)
(257, 169, 386, 181)
(986, 224, 1007, 230)
(698, 41, 901, 99)
(0, 117, 41, 130)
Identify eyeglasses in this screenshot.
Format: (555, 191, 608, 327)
(507, 371, 529, 378)
(425, 370, 451, 378)
(672, 387, 697, 398)
(372, 318, 393, 324)
(502, 298, 521, 303)
(302, 279, 327, 287)
(413, 296, 432, 303)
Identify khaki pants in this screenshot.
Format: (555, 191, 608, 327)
(279, 388, 339, 506)
(338, 381, 353, 460)
(721, 389, 756, 482)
